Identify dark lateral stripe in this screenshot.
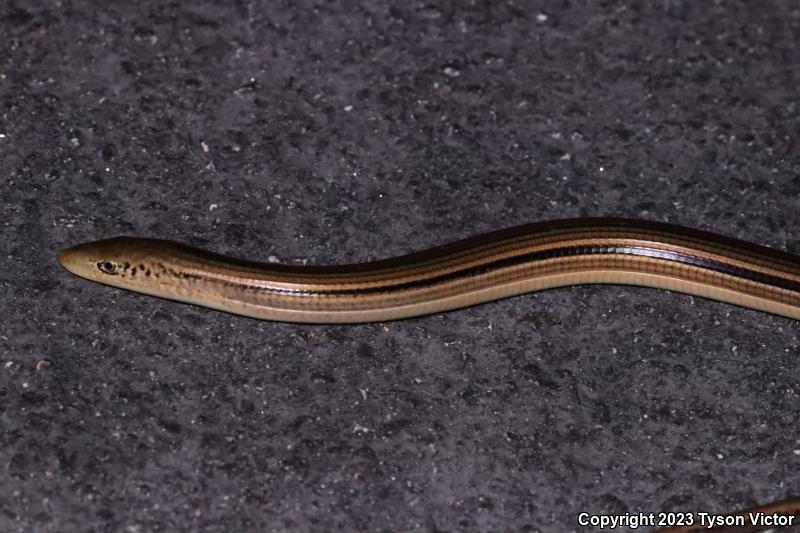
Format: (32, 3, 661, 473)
(251, 245, 800, 298)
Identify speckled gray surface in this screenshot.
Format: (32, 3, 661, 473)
(2, 1, 800, 532)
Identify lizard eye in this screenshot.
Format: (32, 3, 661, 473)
(97, 261, 118, 275)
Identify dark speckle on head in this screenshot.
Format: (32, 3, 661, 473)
(57, 235, 266, 290)
(57, 236, 184, 283)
